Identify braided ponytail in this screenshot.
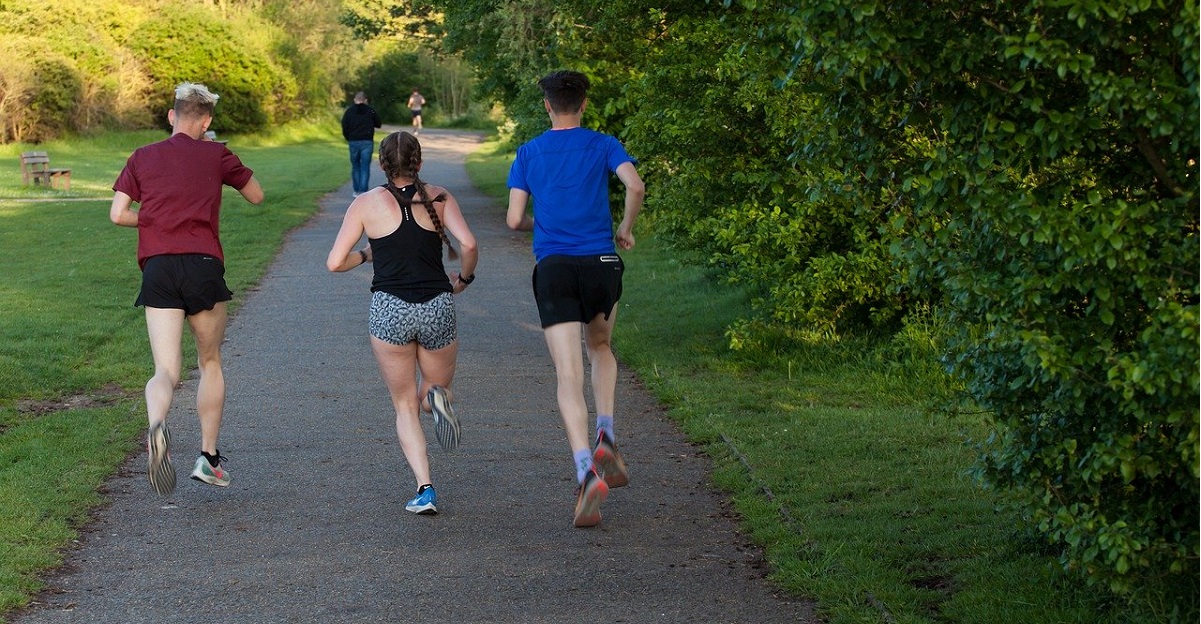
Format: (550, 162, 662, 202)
(379, 131, 458, 260)
(413, 176, 458, 260)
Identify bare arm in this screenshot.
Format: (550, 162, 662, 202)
(110, 191, 138, 227)
(238, 176, 264, 205)
(613, 161, 645, 250)
(506, 188, 533, 231)
(326, 200, 371, 272)
(436, 189, 479, 293)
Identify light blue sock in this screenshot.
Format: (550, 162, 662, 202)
(574, 449, 593, 484)
(596, 415, 614, 442)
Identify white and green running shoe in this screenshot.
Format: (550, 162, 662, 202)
(190, 455, 231, 487)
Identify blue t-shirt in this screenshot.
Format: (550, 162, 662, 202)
(507, 127, 634, 261)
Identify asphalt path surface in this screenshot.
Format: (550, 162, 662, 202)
(14, 128, 816, 624)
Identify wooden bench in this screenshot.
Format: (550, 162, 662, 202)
(20, 151, 72, 190)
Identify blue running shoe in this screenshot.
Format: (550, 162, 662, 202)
(428, 386, 461, 452)
(406, 485, 438, 515)
(146, 421, 176, 496)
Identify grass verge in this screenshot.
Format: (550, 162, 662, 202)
(464, 140, 1150, 624)
(0, 121, 348, 618)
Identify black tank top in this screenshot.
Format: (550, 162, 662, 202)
(369, 183, 452, 303)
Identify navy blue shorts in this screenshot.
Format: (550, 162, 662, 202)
(532, 254, 624, 328)
(136, 254, 232, 315)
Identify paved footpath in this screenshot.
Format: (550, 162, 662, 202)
(15, 129, 816, 624)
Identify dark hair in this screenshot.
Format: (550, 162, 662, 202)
(538, 70, 589, 114)
(378, 131, 458, 260)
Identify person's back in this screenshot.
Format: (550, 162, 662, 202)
(342, 101, 380, 142)
(509, 126, 629, 260)
(109, 81, 263, 498)
(342, 91, 382, 194)
(119, 134, 251, 266)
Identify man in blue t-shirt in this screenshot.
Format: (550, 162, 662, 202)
(506, 70, 646, 528)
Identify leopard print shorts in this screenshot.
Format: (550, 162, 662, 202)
(369, 291, 456, 350)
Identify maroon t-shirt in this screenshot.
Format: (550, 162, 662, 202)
(113, 133, 255, 269)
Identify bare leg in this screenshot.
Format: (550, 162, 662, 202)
(144, 307, 186, 427)
(416, 339, 459, 411)
(583, 309, 619, 421)
(187, 303, 228, 454)
(371, 337, 431, 487)
(543, 322, 590, 454)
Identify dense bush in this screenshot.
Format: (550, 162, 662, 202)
(0, 0, 349, 141)
(424, 0, 1198, 607)
(624, 7, 908, 336)
(718, 0, 1197, 600)
(350, 46, 434, 123)
(125, 6, 297, 134)
(0, 42, 83, 143)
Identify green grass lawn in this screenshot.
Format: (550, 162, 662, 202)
(0, 121, 349, 617)
(464, 140, 1161, 624)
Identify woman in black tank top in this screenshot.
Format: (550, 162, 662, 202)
(325, 131, 479, 515)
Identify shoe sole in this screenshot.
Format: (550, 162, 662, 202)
(147, 422, 176, 496)
(429, 386, 461, 452)
(573, 478, 609, 528)
(406, 503, 438, 515)
(593, 444, 629, 488)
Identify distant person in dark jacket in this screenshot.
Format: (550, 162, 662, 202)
(341, 91, 382, 195)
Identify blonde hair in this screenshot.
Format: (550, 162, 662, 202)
(174, 82, 219, 118)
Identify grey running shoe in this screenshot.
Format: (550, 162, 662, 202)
(592, 430, 629, 488)
(573, 469, 609, 528)
(190, 454, 231, 487)
(428, 385, 461, 452)
(146, 421, 176, 496)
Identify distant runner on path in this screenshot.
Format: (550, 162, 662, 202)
(506, 70, 646, 528)
(407, 89, 426, 136)
(327, 130, 478, 515)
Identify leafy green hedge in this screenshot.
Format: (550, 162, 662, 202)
(123, 6, 297, 134)
(0, 0, 349, 141)
(425, 0, 1198, 606)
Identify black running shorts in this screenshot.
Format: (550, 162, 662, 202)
(136, 254, 233, 315)
(532, 254, 624, 328)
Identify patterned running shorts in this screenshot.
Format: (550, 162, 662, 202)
(369, 291, 457, 350)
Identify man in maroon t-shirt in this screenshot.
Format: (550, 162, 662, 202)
(110, 82, 264, 496)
